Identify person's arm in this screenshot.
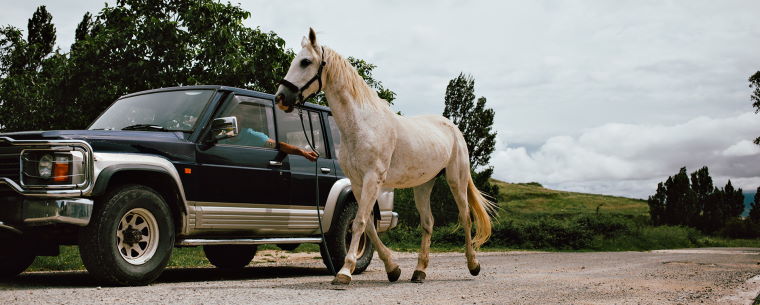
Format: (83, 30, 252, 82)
(277, 140, 318, 161)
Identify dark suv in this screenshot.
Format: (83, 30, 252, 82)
(0, 85, 397, 285)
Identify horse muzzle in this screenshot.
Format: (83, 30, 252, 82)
(275, 86, 299, 113)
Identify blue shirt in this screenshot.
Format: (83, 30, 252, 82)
(236, 128, 271, 147)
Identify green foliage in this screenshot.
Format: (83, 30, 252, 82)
(648, 166, 747, 234)
(0, 1, 294, 131)
(442, 73, 496, 169)
(750, 70, 760, 144)
(749, 187, 760, 224)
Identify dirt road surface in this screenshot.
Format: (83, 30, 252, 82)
(1, 248, 758, 304)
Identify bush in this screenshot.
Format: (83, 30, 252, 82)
(380, 214, 714, 252)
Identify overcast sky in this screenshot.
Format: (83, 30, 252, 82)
(3, 1, 760, 198)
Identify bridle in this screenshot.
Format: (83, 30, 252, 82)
(278, 46, 327, 106)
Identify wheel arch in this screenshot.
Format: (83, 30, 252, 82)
(321, 178, 386, 233)
(91, 164, 187, 235)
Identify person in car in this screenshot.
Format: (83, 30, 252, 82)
(237, 127, 318, 161)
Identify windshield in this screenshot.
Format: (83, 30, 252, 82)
(89, 90, 214, 132)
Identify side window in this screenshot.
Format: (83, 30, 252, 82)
(278, 110, 327, 156)
(328, 115, 341, 159)
(217, 96, 276, 149)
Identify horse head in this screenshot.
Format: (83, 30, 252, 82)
(275, 28, 326, 113)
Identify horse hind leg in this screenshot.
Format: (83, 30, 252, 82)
(411, 179, 436, 283)
(445, 167, 480, 276)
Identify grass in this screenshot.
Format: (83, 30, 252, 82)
(492, 180, 649, 216)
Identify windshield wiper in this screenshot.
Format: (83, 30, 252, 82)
(122, 124, 169, 131)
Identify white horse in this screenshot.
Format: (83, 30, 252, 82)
(275, 28, 495, 285)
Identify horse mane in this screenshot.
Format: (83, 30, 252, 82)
(322, 47, 391, 112)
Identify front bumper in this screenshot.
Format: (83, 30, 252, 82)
(23, 198, 93, 226)
(0, 195, 93, 230)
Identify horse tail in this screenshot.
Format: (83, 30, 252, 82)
(467, 177, 497, 249)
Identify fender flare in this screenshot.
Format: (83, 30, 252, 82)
(321, 178, 381, 233)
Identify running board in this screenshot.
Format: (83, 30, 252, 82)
(177, 237, 323, 246)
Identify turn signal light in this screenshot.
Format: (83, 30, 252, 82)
(52, 156, 70, 183)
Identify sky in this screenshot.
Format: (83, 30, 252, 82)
(2, 0, 760, 199)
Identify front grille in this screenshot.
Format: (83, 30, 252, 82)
(0, 146, 22, 183)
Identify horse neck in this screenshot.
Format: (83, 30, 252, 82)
(321, 47, 394, 132)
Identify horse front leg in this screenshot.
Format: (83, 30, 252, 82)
(364, 213, 401, 281)
(332, 174, 383, 285)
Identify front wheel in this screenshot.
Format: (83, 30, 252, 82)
(0, 238, 35, 279)
(320, 201, 374, 274)
(79, 184, 175, 286)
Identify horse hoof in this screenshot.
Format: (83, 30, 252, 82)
(387, 266, 401, 282)
(411, 270, 426, 283)
(331, 274, 352, 286)
(469, 263, 481, 276)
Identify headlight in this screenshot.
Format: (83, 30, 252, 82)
(22, 150, 85, 186)
(38, 154, 53, 178)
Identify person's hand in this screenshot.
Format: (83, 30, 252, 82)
(301, 149, 318, 161)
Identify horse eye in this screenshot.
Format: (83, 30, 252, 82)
(300, 58, 312, 67)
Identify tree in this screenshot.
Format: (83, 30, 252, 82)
(649, 166, 748, 234)
(443, 73, 496, 169)
(689, 167, 713, 226)
(750, 71, 760, 144)
(749, 187, 760, 224)
(0, 6, 64, 131)
(647, 182, 666, 225)
(722, 180, 745, 219)
(662, 168, 696, 226)
(1, 1, 295, 131)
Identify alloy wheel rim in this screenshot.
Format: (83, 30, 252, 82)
(116, 208, 159, 265)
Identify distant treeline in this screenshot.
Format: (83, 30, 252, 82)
(648, 166, 760, 238)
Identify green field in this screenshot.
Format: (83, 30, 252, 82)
(493, 180, 648, 216)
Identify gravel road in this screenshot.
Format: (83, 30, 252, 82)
(1, 247, 758, 304)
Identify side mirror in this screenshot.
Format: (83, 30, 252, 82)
(210, 116, 239, 141)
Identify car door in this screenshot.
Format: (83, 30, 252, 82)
(276, 109, 338, 209)
(194, 94, 291, 233)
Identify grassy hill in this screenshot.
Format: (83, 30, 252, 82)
(491, 180, 648, 217)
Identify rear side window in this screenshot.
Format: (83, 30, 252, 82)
(328, 115, 341, 159)
(278, 109, 326, 157)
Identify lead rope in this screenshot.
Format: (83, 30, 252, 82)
(298, 108, 336, 276)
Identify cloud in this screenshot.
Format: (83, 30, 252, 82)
(492, 112, 760, 198)
(722, 140, 760, 157)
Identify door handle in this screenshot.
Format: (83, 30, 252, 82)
(320, 167, 331, 174)
(269, 160, 283, 166)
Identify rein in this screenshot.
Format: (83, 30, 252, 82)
(279, 46, 327, 105)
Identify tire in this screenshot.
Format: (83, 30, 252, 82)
(0, 238, 35, 279)
(320, 201, 374, 274)
(79, 184, 175, 286)
(276, 244, 299, 251)
(203, 245, 257, 269)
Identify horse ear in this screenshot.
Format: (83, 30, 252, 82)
(301, 36, 309, 48)
(309, 27, 318, 47)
